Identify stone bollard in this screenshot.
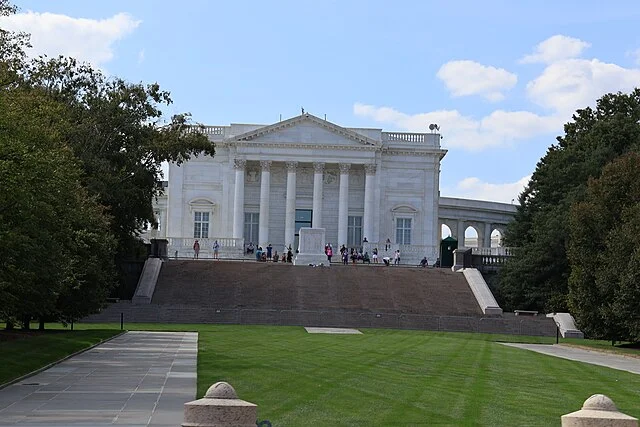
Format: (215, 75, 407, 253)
(561, 394, 638, 427)
(183, 381, 257, 427)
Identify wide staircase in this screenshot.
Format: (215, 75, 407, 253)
(152, 261, 481, 315)
(86, 260, 557, 336)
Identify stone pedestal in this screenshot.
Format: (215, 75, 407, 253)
(183, 382, 257, 427)
(294, 227, 329, 266)
(451, 249, 465, 272)
(561, 394, 637, 427)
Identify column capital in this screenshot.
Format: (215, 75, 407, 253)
(233, 158, 246, 170)
(339, 163, 351, 173)
(313, 162, 325, 173)
(260, 160, 272, 171)
(364, 164, 377, 175)
(286, 161, 299, 172)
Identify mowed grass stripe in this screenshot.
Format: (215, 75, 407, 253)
(195, 326, 640, 426)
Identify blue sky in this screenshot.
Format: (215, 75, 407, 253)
(4, 0, 640, 203)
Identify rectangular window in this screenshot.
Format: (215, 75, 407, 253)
(347, 216, 362, 247)
(396, 218, 412, 245)
(194, 211, 210, 238)
(244, 212, 259, 244)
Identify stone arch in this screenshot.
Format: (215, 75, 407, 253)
(439, 219, 458, 240)
(441, 224, 452, 239)
(491, 226, 506, 247)
(464, 225, 479, 248)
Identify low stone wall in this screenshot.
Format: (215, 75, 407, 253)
(85, 302, 557, 336)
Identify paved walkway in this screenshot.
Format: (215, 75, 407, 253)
(502, 343, 640, 375)
(0, 331, 197, 426)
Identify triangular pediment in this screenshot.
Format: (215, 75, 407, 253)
(225, 114, 381, 147)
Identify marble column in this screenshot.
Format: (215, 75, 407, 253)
(232, 159, 246, 239)
(483, 223, 492, 248)
(284, 161, 298, 249)
(312, 162, 325, 228)
(337, 163, 350, 247)
(362, 164, 376, 243)
(258, 160, 272, 247)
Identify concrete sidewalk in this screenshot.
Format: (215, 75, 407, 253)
(501, 343, 640, 375)
(0, 331, 197, 426)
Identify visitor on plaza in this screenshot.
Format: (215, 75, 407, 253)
(326, 244, 333, 262)
(420, 257, 428, 268)
(193, 239, 200, 259)
(394, 249, 400, 265)
(382, 256, 391, 266)
(246, 242, 255, 254)
(266, 243, 273, 260)
(372, 247, 378, 263)
(212, 240, 220, 259)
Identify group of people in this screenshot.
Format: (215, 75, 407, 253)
(192, 239, 220, 259)
(249, 242, 294, 263)
(194, 238, 431, 268)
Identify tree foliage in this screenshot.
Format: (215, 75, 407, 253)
(568, 153, 640, 341)
(0, 1, 214, 327)
(499, 90, 640, 315)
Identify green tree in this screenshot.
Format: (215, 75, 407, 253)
(23, 56, 214, 263)
(1, 0, 213, 325)
(500, 89, 640, 313)
(0, 81, 116, 328)
(568, 153, 640, 341)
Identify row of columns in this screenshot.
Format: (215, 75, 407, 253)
(232, 159, 377, 248)
(448, 219, 498, 248)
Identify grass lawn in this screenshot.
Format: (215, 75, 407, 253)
(17, 323, 640, 425)
(57, 323, 640, 425)
(0, 329, 121, 386)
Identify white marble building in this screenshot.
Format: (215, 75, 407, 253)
(150, 113, 517, 263)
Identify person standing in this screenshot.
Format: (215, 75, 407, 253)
(193, 240, 200, 259)
(394, 249, 400, 265)
(266, 243, 273, 260)
(212, 240, 220, 260)
(326, 244, 333, 263)
(372, 247, 378, 263)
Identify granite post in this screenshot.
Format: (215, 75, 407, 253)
(561, 394, 637, 427)
(183, 382, 257, 427)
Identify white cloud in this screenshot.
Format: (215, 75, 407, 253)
(520, 35, 591, 64)
(526, 58, 640, 114)
(353, 103, 561, 151)
(447, 175, 531, 204)
(437, 60, 517, 101)
(0, 11, 140, 66)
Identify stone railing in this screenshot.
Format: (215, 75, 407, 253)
(184, 125, 226, 136)
(382, 132, 426, 143)
(167, 237, 244, 251)
(471, 247, 517, 256)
